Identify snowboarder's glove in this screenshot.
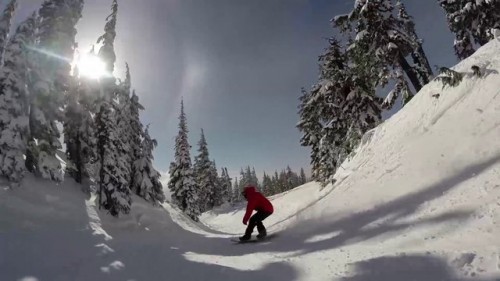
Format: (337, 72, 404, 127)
(243, 220, 247, 225)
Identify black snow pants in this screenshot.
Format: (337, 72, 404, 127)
(244, 210, 272, 237)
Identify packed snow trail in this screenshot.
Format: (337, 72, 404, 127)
(1, 40, 500, 280)
(0, 176, 301, 281)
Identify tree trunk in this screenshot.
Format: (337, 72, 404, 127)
(398, 52, 422, 92)
(75, 133, 82, 184)
(411, 45, 433, 85)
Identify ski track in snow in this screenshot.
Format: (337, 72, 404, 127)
(2, 41, 500, 280)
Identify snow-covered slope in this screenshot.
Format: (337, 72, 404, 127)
(1, 40, 500, 281)
(200, 39, 500, 280)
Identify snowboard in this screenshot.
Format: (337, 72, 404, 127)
(230, 233, 277, 244)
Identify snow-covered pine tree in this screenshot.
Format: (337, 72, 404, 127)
(225, 168, 233, 203)
(97, 0, 117, 75)
(262, 172, 273, 196)
(98, 1, 131, 193)
(113, 65, 133, 188)
(238, 168, 247, 188)
(0, 0, 17, 66)
(278, 169, 287, 192)
(63, 67, 92, 183)
(396, 0, 433, 86)
(300, 36, 382, 186)
(300, 39, 350, 184)
(438, 0, 500, 59)
(134, 125, 165, 205)
(0, 13, 36, 186)
(232, 177, 243, 202)
(95, 101, 131, 216)
(285, 165, 299, 189)
(299, 168, 307, 185)
(67, 49, 100, 186)
(168, 100, 200, 220)
(129, 89, 144, 194)
(251, 167, 259, 187)
(218, 167, 231, 204)
(297, 86, 323, 181)
(94, 0, 131, 216)
(341, 41, 383, 146)
(334, 0, 431, 96)
(272, 170, 279, 193)
(193, 129, 218, 211)
(26, 0, 84, 181)
(209, 160, 222, 207)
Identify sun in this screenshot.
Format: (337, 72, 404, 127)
(76, 53, 107, 79)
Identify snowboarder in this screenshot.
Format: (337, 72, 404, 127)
(239, 185, 274, 241)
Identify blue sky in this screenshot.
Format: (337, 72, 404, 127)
(10, 0, 458, 179)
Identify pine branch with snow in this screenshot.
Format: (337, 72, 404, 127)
(0, 0, 17, 66)
(438, 0, 500, 59)
(333, 0, 432, 93)
(435, 66, 465, 88)
(134, 125, 165, 206)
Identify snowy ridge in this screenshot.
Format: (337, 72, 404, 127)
(1, 40, 500, 280)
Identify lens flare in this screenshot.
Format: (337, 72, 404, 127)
(77, 54, 107, 79)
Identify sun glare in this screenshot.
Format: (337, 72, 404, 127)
(77, 54, 107, 79)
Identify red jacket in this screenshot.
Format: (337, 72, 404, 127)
(242, 186, 274, 225)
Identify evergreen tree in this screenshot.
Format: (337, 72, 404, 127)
(26, 0, 84, 181)
(285, 165, 299, 189)
(114, 66, 133, 188)
(244, 166, 253, 185)
(209, 160, 221, 207)
(168, 100, 199, 220)
(0, 0, 17, 66)
(219, 167, 231, 204)
(278, 170, 287, 192)
(134, 125, 165, 205)
(95, 101, 131, 216)
(94, 0, 130, 216)
(438, 0, 500, 59)
(68, 49, 100, 185)
(297, 87, 323, 181)
(299, 38, 382, 185)
(63, 67, 96, 183)
(0, 13, 36, 186)
(239, 168, 246, 188)
(129, 89, 144, 194)
(272, 170, 280, 193)
(224, 168, 232, 203)
(334, 0, 432, 95)
(193, 129, 218, 211)
(97, 0, 117, 75)
(232, 177, 241, 202)
(262, 172, 273, 196)
(251, 167, 259, 186)
(396, 0, 433, 85)
(299, 168, 307, 185)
